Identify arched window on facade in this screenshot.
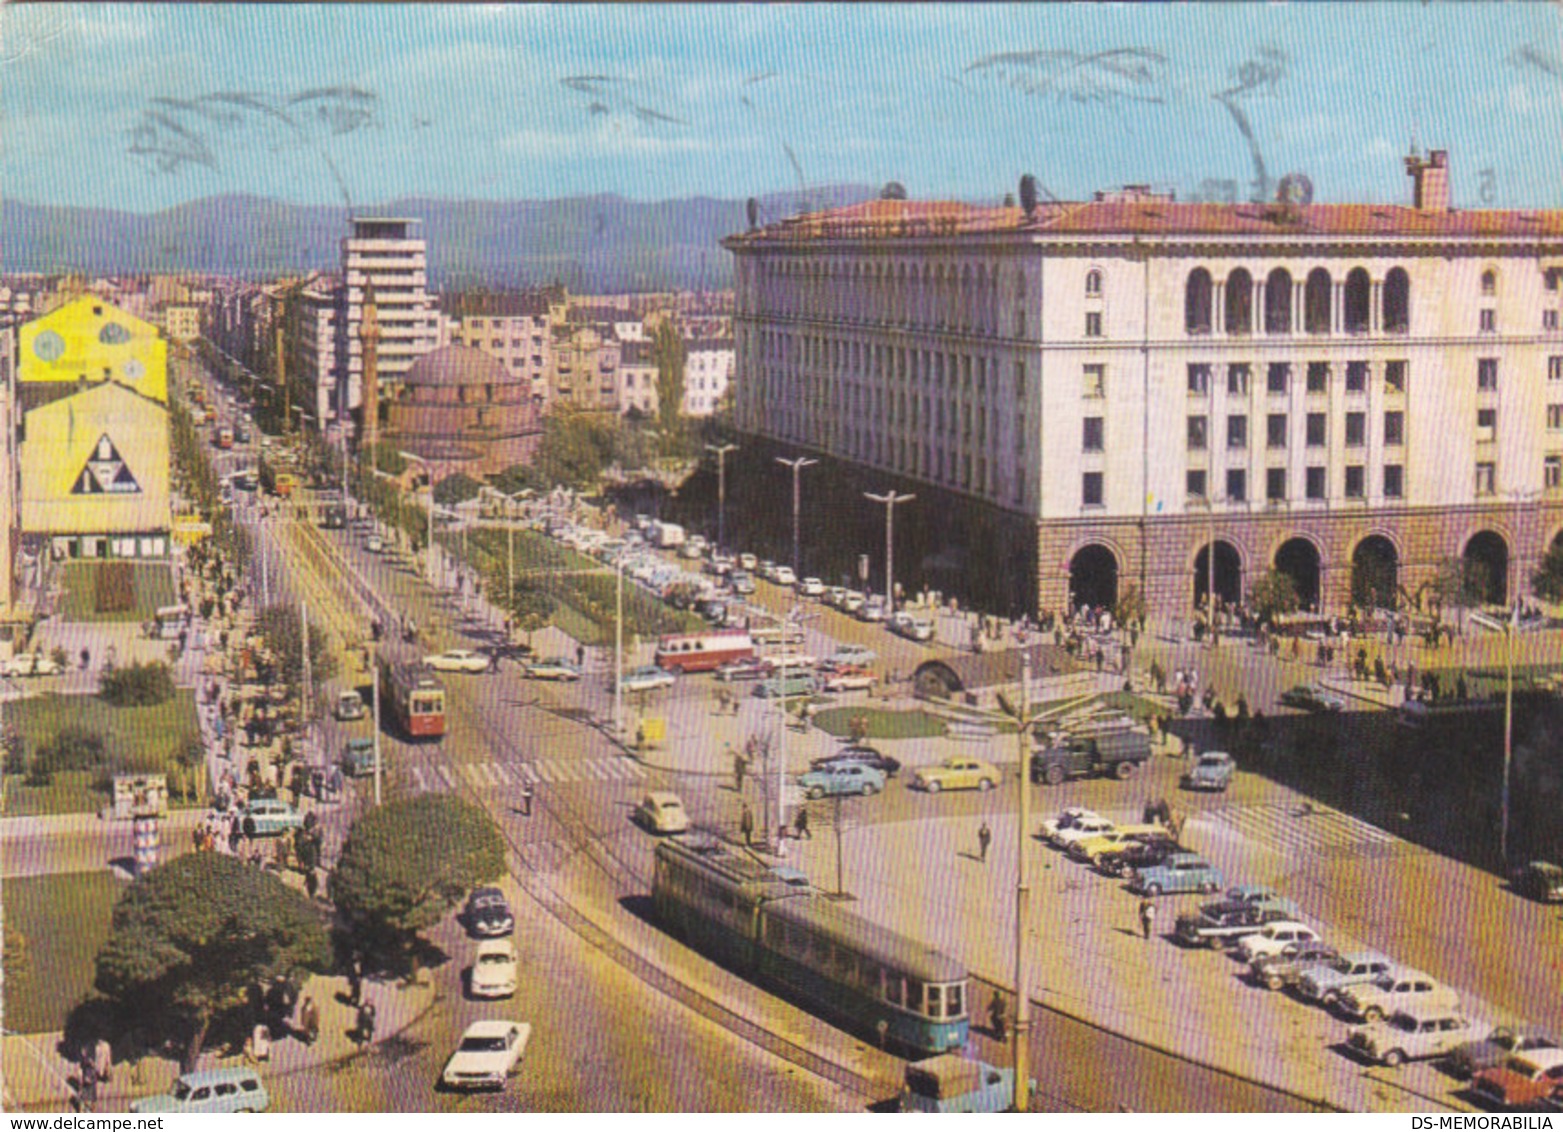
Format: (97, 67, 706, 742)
(1344, 267, 1372, 334)
(1304, 268, 1332, 334)
(1383, 267, 1410, 334)
(1224, 268, 1253, 335)
(1264, 268, 1292, 334)
(1482, 269, 1497, 296)
(1086, 269, 1103, 296)
(1185, 268, 1213, 334)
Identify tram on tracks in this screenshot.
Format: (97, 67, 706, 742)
(379, 659, 446, 740)
(652, 838, 969, 1055)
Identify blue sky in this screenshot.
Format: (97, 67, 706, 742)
(4, 3, 1560, 212)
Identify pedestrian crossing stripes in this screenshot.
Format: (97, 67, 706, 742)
(407, 756, 645, 793)
(1197, 802, 1404, 857)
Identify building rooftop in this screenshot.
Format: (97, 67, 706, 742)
(442, 290, 558, 319)
(686, 338, 733, 353)
(620, 340, 655, 365)
(402, 344, 514, 387)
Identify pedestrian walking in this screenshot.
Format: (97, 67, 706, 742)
(299, 996, 320, 1046)
(733, 749, 747, 793)
(304, 867, 319, 900)
(575, 643, 586, 668)
(78, 1058, 99, 1109)
(793, 806, 811, 840)
(80, 647, 91, 671)
(1138, 898, 1156, 940)
(519, 781, 534, 817)
(740, 802, 754, 847)
(988, 992, 1009, 1041)
(977, 821, 992, 863)
(93, 1037, 112, 1084)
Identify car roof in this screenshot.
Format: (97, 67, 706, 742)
(463, 1019, 527, 1038)
(1510, 1048, 1563, 1071)
(179, 1068, 262, 1087)
(1260, 920, 1313, 932)
(471, 886, 505, 899)
(476, 938, 515, 957)
(643, 791, 683, 806)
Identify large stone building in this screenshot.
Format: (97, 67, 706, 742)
(617, 339, 659, 416)
(339, 218, 442, 417)
(279, 275, 343, 430)
(725, 151, 1563, 619)
(383, 344, 542, 479)
(681, 338, 734, 417)
(547, 323, 621, 412)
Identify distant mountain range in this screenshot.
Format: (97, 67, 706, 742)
(1, 185, 882, 292)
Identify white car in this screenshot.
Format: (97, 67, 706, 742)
(857, 598, 889, 623)
(772, 566, 797, 587)
(1040, 807, 1106, 844)
(823, 668, 876, 692)
(797, 576, 826, 597)
(423, 649, 490, 674)
(824, 586, 848, 608)
(618, 665, 676, 693)
(769, 652, 818, 670)
(441, 1020, 532, 1090)
(1337, 970, 1460, 1023)
(468, 940, 518, 999)
(1050, 817, 1118, 851)
(840, 591, 867, 614)
(633, 791, 691, 834)
(890, 613, 935, 642)
(737, 553, 758, 572)
(1348, 1008, 1491, 1067)
(366, 534, 386, 553)
(5, 653, 61, 677)
(1233, 921, 1321, 963)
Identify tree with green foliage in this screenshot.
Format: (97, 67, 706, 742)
(1533, 542, 1563, 604)
(329, 794, 505, 974)
(99, 661, 176, 707)
(489, 463, 546, 498)
(1430, 556, 1487, 629)
(255, 604, 338, 691)
(1350, 551, 1400, 611)
(507, 585, 556, 646)
(434, 472, 482, 507)
(1112, 584, 1147, 630)
(93, 853, 330, 1071)
(651, 321, 687, 436)
(534, 406, 620, 490)
(1248, 569, 1301, 625)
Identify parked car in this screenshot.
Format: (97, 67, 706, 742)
(239, 798, 304, 838)
(823, 666, 877, 692)
(464, 887, 515, 937)
(1336, 970, 1460, 1023)
(1173, 900, 1293, 949)
(797, 576, 826, 597)
(1473, 1050, 1563, 1109)
(810, 745, 902, 778)
(5, 653, 60, 677)
(901, 1055, 1030, 1114)
(910, 756, 1001, 794)
(366, 534, 386, 553)
(441, 1020, 532, 1091)
(757, 560, 778, 581)
(1250, 940, 1341, 991)
(131, 1068, 270, 1114)
(716, 658, 774, 682)
(773, 566, 797, 587)
(1068, 824, 1174, 865)
(737, 552, 758, 571)
(1279, 683, 1346, 712)
(1295, 951, 1396, 1006)
(633, 792, 691, 834)
(754, 673, 819, 699)
(858, 597, 889, 623)
(1449, 1027, 1561, 1079)
(1512, 860, 1563, 904)
(1040, 807, 1107, 845)
(840, 591, 866, 614)
(1180, 750, 1236, 791)
(729, 571, 756, 595)
(889, 612, 935, 642)
(1233, 921, 1321, 963)
(1348, 1008, 1491, 1067)
(618, 665, 677, 693)
(341, 737, 379, 778)
(1047, 815, 1118, 852)
(798, 762, 886, 798)
(1032, 731, 1153, 785)
(423, 648, 490, 673)
(468, 939, 518, 999)
(1100, 837, 1181, 878)
(824, 586, 848, 608)
(824, 645, 878, 669)
(524, 658, 582, 681)
(1130, 854, 1224, 897)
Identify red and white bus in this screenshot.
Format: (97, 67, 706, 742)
(654, 628, 755, 673)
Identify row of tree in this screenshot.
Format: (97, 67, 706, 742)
(88, 793, 505, 1071)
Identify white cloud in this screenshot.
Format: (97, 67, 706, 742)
(498, 120, 713, 159)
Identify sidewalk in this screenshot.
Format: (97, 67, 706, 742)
(1, 971, 437, 1113)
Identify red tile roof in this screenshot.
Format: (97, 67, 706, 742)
(729, 197, 1563, 243)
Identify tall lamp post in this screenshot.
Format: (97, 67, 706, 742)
(1501, 487, 1542, 868)
(1189, 493, 1224, 645)
(775, 456, 818, 577)
(863, 490, 915, 611)
(706, 442, 739, 557)
(503, 488, 536, 622)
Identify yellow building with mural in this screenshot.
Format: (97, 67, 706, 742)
(18, 295, 169, 404)
(20, 382, 171, 558)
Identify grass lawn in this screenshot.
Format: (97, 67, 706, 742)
(1, 871, 126, 1033)
(812, 707, 949, 740)
(2, 691, 202, 817)
(1420, 662, 1563, 697)
(57, 561, 177, 623)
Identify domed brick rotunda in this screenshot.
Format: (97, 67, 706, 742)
(384, 345, 542, 479)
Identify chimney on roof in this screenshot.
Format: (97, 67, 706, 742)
(1405, 149, 1450, 212)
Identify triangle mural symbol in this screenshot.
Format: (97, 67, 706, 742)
(72, 433, 142, 496)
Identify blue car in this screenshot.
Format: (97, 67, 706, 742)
(798, 762, 886, 798)
(1180, 751, 1235, 792)
(1131, 852, 1225, 896)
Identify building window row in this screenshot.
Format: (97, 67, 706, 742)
(1185, 266, 1410, 337)
(1189, 359, 1408, 398)
(1186, 464, 1404, 503)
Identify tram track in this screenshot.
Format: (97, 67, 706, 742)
(258, 481, 1365, 1114)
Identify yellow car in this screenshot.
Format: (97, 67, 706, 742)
(911, 756, 1001, 794)
(1068, 824, 1170, 864)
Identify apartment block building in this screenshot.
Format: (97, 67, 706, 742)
(339, 218, 442, 413)
(442, 289, 563, 405)
(725, 150, 1563, 618)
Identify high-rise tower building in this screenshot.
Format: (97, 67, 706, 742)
(339, 217, 440, 424)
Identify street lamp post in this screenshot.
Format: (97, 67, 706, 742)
(504, 488, 535, 627)
(706, 443, 739, 556)
(1190, 493, 1223, 646)
(614, 553, 625, 740)
(775, 456, 818, 577)
(398, 451, 436, 587)
(1013, 653, 1033, 1112)
(863, 490, 915, 611)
